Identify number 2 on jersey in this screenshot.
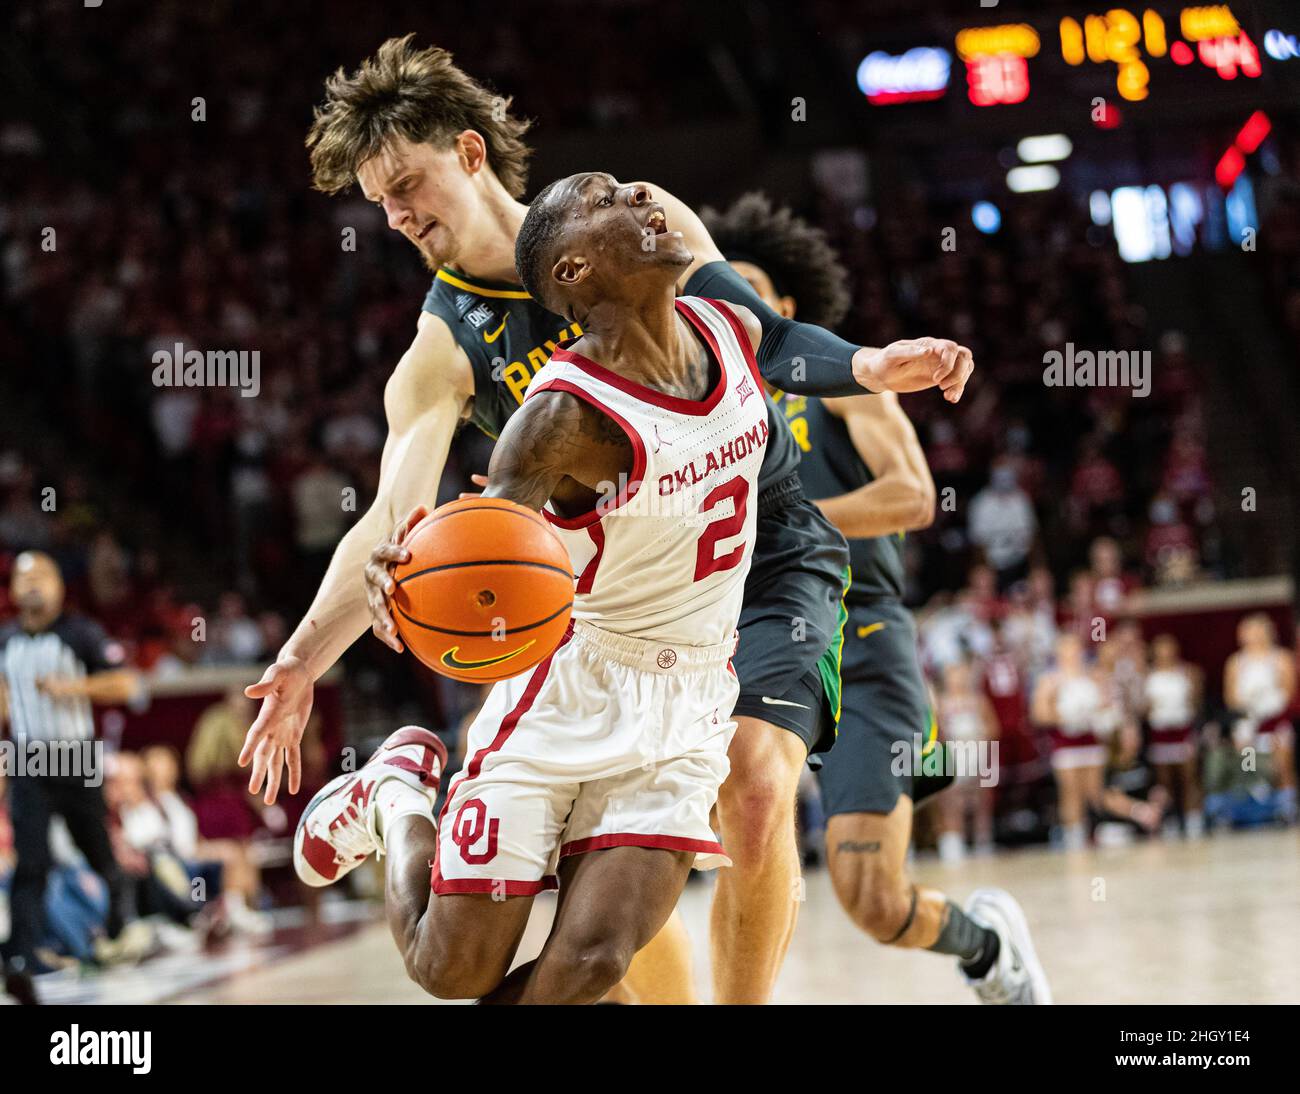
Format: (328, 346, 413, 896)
(694, 476, 750, 582)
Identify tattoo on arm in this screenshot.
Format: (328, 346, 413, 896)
(483, 391, 630, 510)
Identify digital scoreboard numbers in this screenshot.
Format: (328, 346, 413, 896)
(957, 23, 1039, 106)
(856, 4, 1288, 110)
(1058, 6, 1259, 101)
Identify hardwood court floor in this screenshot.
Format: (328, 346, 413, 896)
(176, 828, 1300, 1004)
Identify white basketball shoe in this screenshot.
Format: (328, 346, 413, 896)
(294, 726, 447, 888)
(961, 888, 1053, 1004)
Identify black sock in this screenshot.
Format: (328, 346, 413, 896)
(928, 900, 999, 976)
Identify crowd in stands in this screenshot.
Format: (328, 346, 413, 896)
(0, 736, 278, 969)
(891, 562, 1298, 860)
(0, 684, 336, 965)
(806, 182, 1224, 600)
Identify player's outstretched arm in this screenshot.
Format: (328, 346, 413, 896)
(813, 392, 936, 539)
(650, 183, 972, 403)
(239, 312, 472, 805)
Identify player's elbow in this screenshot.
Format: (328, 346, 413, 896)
(910, 482, 937, 530)
(900, 477, 936, 531)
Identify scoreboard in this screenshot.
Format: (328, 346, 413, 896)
(854, 3, 1300, 120)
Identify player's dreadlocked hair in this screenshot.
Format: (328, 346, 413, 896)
(515, 178, 568, 312)
(699, 192, 852, 331)
(307, 34, 534, 197)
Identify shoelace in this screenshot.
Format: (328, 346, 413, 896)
(319, 794, 374, 863)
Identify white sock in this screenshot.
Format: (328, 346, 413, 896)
(938, 831, 965, 863)
(373, 778, 436, 850)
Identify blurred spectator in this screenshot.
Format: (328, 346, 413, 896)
(1031, 634, 1115, 850)
(203, 592, 264, 665)
(105, 752, 207, 931)
(1144, 493, 1199, 583)
(185, 687, 288, 934)
(1088, 537, 1136, 619)
(1143, 634, 1203, 836)
(1202, 718, 1289, 828)
(1224, 614, 1296, 817)
(935, 660, 999, 863)
(967, 459, 1037, 591)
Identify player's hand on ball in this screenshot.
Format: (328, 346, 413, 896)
(855, 337, 973, 403)
(240, 655, 313, 805)
(365, 505, 428, 652)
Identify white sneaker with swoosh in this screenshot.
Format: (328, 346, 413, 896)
(962, 887, 1052, 1004)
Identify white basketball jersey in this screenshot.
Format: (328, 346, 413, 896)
(524, 297, 769, 648)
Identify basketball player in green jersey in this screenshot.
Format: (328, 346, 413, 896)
(702, 193, 1050, 1003)
(238, 38, 972, 1003)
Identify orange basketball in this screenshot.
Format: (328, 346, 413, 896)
(389, 497, 574, 682)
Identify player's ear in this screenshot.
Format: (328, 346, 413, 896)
(456, 130, 488, 175)
(778, 294, 797, 320)
(552, 255, 591, 289)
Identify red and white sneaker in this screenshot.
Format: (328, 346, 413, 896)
(294, 726, 448, 888)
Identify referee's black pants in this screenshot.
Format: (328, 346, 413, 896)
(3, 774, 134, 970)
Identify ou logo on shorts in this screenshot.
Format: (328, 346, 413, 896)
(453, 798, 499, 865)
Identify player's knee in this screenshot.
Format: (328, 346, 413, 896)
(718, 770, 794, 866)
(548, 932, 634, 1000)
(719, 734, 800, 865)
(404, 940, 499, 1000)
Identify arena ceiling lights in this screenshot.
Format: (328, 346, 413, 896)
(1007, 165, 1061, 193)
(856, 47, 952, 104)
(1016, 134, 1073, 163)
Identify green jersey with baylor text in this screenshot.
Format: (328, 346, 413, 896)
(420, 267, 802, 492)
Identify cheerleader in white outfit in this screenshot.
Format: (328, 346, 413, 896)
(1225, 614, 1295, 806)
(935, 660, 999, 862)
(1143, 634, 1203, 832)
(1032, 634, 1113, 849)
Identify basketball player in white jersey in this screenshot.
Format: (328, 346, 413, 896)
(286, 175, 961, 1003)
(1143, 634, 1203, 834)
(1225, 614, 1296, 812)
(239, 39, 972, 1007)
(288, 176, 758, 1002)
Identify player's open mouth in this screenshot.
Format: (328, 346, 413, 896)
(416, 219, 437, 240)
(646, 208, 668, 235)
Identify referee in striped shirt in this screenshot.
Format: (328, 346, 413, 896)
(1, 551, 140, 1004)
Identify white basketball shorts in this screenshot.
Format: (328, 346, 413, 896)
(431, 620, 738, 896)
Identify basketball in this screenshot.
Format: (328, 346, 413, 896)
(389, 497, 574, 682)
